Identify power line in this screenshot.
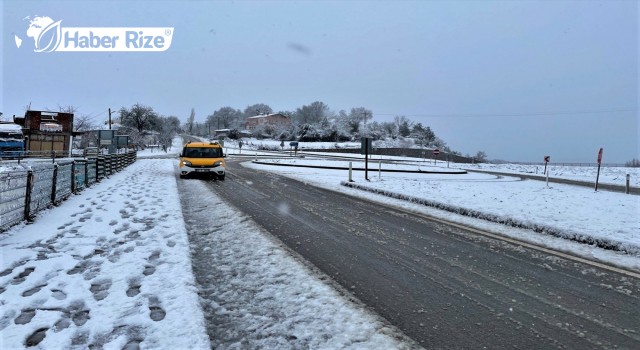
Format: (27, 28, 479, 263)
(372, 108, 636, 119)
(84, 109, 110, 121)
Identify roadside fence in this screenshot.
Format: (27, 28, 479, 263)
(0, 151, 137, 232)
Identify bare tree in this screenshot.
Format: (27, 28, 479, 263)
(625, 158, 640, 167)
(475, 151, 488, 163)
(155, 115, 181, 150)
(186, 108, 196, 134)
(57, 104, 78, 113)
(243, 103, 273, 117)
(208, 107, 242, 129)
(294, 101, 331, 125)
(395, 116, 412, 137)
(73, 114, 96, 132)
(119, 103, 158, 133)
(347, 107, 372, 134)
(50, 104, 96, 132)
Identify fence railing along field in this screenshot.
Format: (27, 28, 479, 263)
(501, 161, 629, 168)
(0, 151, 137, 232)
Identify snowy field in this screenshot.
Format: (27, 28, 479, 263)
(458, 162, 640, 187)
(222, 137, 640, 187)
(1, 137, 638, 349)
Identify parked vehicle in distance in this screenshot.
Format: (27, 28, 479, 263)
(179, 141, 226, 180)
(0, 123, 25, 159)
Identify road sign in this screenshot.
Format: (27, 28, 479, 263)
(289, 141, 298, 147)
(597, 148, 603, 165)
(361, 137, 372, 180)
(433, 149, 440, 156)
(543, 155, 550, 175)
(360, 137, 372, 155)
(595, 148, 604, 191)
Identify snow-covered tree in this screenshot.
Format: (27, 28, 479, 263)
(208, 107, 242, 129)
(120, 103, 158, 133)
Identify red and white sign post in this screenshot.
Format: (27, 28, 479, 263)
(543, 155, 550, 175)
(433, 148, 440, 165)
(543, 156, 551, 186)
(595, 148, 603, 191)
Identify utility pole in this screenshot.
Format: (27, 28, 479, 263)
(108, 108, 112, 130)
(362, 112, 369, 136)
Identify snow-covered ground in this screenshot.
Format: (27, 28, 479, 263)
(223, 137, 640, 187)
(241, 156, 639, 269)
(1, 136, 638, 349)
(0, 152, 211, 349)
(0, 138, 416, 350)
(457, 162, 640, 187)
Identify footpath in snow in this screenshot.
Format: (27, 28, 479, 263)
(0, 158, 210, 349)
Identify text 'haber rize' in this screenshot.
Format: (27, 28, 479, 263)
(64, 31, 166, 49)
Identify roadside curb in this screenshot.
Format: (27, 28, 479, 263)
(250, 160, 467, 175)
(341, 181, 639, 255)
(463, 168, 638, 195)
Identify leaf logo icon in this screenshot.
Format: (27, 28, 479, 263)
(35, 20, 62, 53)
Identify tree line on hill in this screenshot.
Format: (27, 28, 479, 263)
(181, 101, 470, 157)
(26, 103, 640, 166)
(49, 102, 486, 159)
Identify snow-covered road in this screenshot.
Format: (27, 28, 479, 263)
(1, 138, 638, 349)
(1, 157, 416, 349)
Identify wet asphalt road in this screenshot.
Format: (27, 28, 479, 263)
(203, 159, 640, 349)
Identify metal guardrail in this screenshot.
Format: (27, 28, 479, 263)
(0, 151, 137, 232)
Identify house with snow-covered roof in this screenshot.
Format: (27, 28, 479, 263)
(245, 113, 291, 131)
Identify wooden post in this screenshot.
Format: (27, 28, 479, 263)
(546, 169, 549, 188)
(365, 139, 369, 180)
(595, 148, 603, 191)
(51, 164, 58, 203)
(594, 163, 601, 191)
(24, 170, 34, 221)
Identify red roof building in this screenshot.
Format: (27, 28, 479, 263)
(245, 113, 291, 130)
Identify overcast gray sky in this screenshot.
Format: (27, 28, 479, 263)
(2, 0, 637, 163)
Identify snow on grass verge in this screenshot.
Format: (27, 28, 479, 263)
(341, 181, 637, 254)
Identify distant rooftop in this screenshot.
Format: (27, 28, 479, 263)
(247, 113, 289, 119)
(0, 122, 23, 131)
